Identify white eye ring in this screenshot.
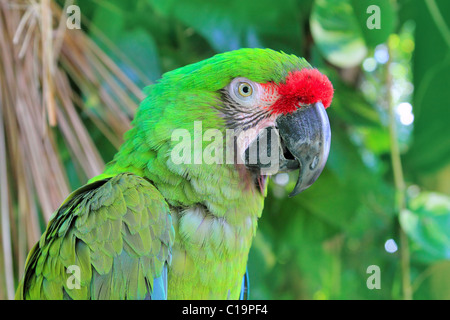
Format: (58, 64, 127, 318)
(229, 77, 257, 103)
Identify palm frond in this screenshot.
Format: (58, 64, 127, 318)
(0, 0, 142, 299)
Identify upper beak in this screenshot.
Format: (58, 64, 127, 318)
(276, 102, 331, 196)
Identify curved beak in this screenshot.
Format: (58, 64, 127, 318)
(243, 102, 330, 197)
(276, 102, 331, 196)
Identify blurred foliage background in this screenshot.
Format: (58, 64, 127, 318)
(0, 0, 449, 300)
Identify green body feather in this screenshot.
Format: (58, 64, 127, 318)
(16, 48, 311, 299)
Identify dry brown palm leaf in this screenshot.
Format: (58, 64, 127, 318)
(0, 0, 147, 299)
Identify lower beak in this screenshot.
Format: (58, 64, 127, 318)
(276, 102, 331, 196)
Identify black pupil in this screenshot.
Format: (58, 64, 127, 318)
(242, 86, 249, 93)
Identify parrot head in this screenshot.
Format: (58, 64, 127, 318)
(164, 48, 333, 197)
(225, 66, 333, 196)
(105, 48, 333, 200)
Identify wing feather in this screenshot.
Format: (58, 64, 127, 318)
(16, 173, 174, 300)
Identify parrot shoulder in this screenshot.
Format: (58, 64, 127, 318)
(17, 173, 175, 300)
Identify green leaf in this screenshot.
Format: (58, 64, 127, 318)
(405, 0, 450, 174)
(148, 0, 304, 53)
(413, 261, 450, 299)
(407, 61, 450, 174)
(114, 29, 161, 83)
(90, 0, 161, 85)
(311, 0, 396, 67)
(400, 192, 450, 263)
(350, 0, 396, 47)
(310, 0, 367, 67)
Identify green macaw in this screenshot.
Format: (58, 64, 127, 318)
(16, 48, 333, 300)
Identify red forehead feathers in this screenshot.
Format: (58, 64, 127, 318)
(269, 68, 334, 115)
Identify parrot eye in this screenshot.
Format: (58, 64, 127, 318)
(238, 82, 253, 97)
(229, 77, 257, 103)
